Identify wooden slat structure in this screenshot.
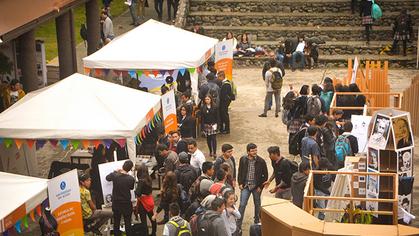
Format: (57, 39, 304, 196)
(401, 75, 419, 135)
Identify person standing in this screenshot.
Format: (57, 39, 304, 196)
(178, 105, 195, 139)
(291, 162, 310, 208)
(106, 160, 135, 236)
(264, 146, 293, 200)
(128, 0, 138, 25)
(200, 95, 219, 158)
(237, 143, 268, 234)
(175, 152, 198, 192)
(214, 144, 236, 187)
(301, 126, 321, 169)
(391, 10, 413, 56)
(2, 79, 25, 109)
(166, 0, 179, 22)
(156, 144, 179, 173)
(154, 0, 164, 21)
(101, 11, 114, 42)
(351, 0, 358, 14)
(137, 0, 146, 22)
(259, 59, 285, 118)
(187, 139, 206, 175)
(222, 190, 241, 236)
(218, 71, 235, 134)
(153, 171, 180, 224)
(360, 0, 373, 44)
(162, 203, 191, 236)
(291, 36, 306, 71)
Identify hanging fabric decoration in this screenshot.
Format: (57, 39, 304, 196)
(167, 70, 174, 76)
(160, 70, 167, 76)
(113, 70, 122, 76)
(26, 140, 35, 149)
(22, 215, 28, 229)
(36, 140, 47, 150)
(104, 139, 113, 149)
(14, 139, 23, 149)
(179, 68, 186, 76)
(81, 140, 90, 149)
(121, 71, 128, 77)
(136, 70, 143, 77)
(94, 68, 102, 77)
(59, 140, 69, 150)
(3, 229, 9, 236)
(128, 70, 136, 78)
(92, 140, 102, 149)
(49, 139, 59, 148)
(14, 220, 22, 233)
(188, 68, 196, 74)
(143, 70, 150, 77)
(116, 139, 126, 148)
(29, 210, 36, 222)
(103, 69, 111, 76)
(71, 140, 80, 150)
(152, 70, 159, 77)
(4, 138, 13, 148)
(83, 67, 91, 75)
(36, 205, 42, 216)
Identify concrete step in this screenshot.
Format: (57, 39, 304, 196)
(188, 11, 419, 27)
(233, 54, 417, 68)
(190, 0, 418, 14)
(201, 25, 417, 41)
(251, 40, 417, 55)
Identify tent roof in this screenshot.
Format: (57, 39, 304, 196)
(0, 172, 47, 229)
(83, 19, 219, 70)
(0, 73, 161, 139)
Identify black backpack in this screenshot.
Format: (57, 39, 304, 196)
(178, 184, 191, 214)
(289, 127, 308, 155)
(196, 212, 220, 236)
(287, 159, 299, 174)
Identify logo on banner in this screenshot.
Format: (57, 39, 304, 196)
(60, 181, 66, 190)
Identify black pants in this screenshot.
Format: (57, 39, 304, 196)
(365, 25, 372, 43)
(166, 0, 179, 20)
(139, 202, 156, 236)
(219, 102, 231, 132)
(392, 39, 407, 56)
(351, 0, 357, 14)
(113, 203, 133, 236)
(156, 202, 170, 223)
(206, 134, 217, 155)
(154, 0, 163, 20)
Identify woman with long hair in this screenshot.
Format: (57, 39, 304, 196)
(236, 33, 254, 56)
(153, 171, 179, 224)
(223, 31, 238, 55)
(178, 105, 195, 138)
(135, 163, 156, 236)
(200, 95, 219, 158)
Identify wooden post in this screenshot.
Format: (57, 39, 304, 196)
(393, 174, 399, 225)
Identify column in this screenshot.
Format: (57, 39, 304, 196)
(85, 0, 100, 55)
(18, 30, 38, 93)
(56, 9, 77, 79)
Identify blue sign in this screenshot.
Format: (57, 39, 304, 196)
(60, 181, 66, 190)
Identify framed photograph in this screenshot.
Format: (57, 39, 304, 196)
(367, 148, 379, 171)
(397, 148, 413, 173)
(368, 115, 391, 149)
(367, 174, 379, 195)
(391, 115, 414, 150)
(366, 192, 379, 217)
(359, 188, 366, 195)
(359, 176, 366, 182)
(398, 194, 412, 219)
(358, 162, 366, 170)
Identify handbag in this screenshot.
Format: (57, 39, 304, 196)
(371, 0, 382, 20)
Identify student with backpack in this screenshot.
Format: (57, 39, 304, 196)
(306, 84, 324, 117)
(209, 169, 232, 196)
(196, 197, 229, 236)
(335, 121, 359, 168)
(264, 146, 297, 200)
(259, 59, 285, 118)
(189, 162, 215, 203)
(320, 82, 334, 114)
(222, 190, 241, 236)
(175, 152, 199, 193)
(289, 114, 315, 156)
(314, 158, 335, 220)
(287, 85, 309, 145)
(315, 115, 337, 168)
(291, 162, 311, 208)
(163, 203, 192, 236)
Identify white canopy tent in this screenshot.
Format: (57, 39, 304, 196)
(0, 172, 48, 232)
(0, 73, 161, 168)
(83, 19, 219, 70)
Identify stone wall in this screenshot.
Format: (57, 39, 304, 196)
(175, 0, 190, 28)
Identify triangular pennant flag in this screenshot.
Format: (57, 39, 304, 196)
(14, 139, 23, 149)
(15, 220, 22, 233)
(59, 140, 69, 150)
(83, 67, 91, 75)
(113, 70, 122, 76)
(197, 66, 202, 74)
(22, 215, 28, 229)
(49, 139, 59, 147)
(36, 205, 41, 216)
(136, 70, 143, 77)
(4, 138, 13, 148)
(160, 70, 166, 76)
(26, 140, 35, 149)
(104, 139, 113, 149)
(103, 69, 111, 76)
(167, 70, 174, 76)
(116, 139, 126, 148)
(152, 70, 159, 77)
(71, 140, 80, 150)
(179, 68, 186, 76)
(128, 70, 136, 78)
(143, 70, 150, 77)
(81, 140, 90, 149)
(36, 140, 47, 150)
(188, 68, 196, 74)
(29, 210, 35, 222)
(94, 68, 102, 77)
(92, 140, 102, 149)
(121, 70, 128, 77)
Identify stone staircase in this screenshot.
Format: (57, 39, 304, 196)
(186, 0, 418, 68)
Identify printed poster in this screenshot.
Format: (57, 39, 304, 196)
(397, 148, 413, 174)
(351, 115, 372, 153)
(98, 160, 135, 206)
(367, 147, 379, 172)
(162, 89, 178, 134)
(366, 168, 379, 217)
(391, 115, 414, 150)
(48, 169, 84, 236)
(398, 194, 412, 220)
(215, 39, 234, 80)
(368, 114, 391, 149)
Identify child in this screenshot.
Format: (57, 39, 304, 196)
(222, 190, 241, 236)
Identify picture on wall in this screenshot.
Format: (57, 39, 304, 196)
(367, 147, 379, 171)
(367, 173, 379, 195)
(398, 148, 413, 173)
(398, 194, 412, 220)
(392, 115, 414, 150)
(368, 115, 391, 149)
(366, 192, 379, 217)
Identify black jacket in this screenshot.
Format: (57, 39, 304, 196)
(178, 115, 195, 138)
(291, 172, 308, 208)
(105, 171, 135, 205)
(177, 70, 192, 93)
(220, 80, 235, 104)
(360, 0, 372, 17)
(200, 105, 218, 125)
(175, 164, 198, 192)
(271, 157, 292, 188)
(237, 155, 268, 189)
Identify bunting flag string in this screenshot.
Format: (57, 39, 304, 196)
(83, 67, 91, 75)
(94, 68, 102, 77)
(59, 139, 70, 150)
(128, 70, 136, 78)
(14, 220, 21, 233)
(4, 138, 13, 148)
(136, 70, 143, 77)
(104, 139, 113, 149)
(36, 140, 47, 150)
(188, 68, 196, 74)
(35, 205, 42, 216)
(81, 140, 90, 149)
(49, 139, 59, 147)
(29, 210, 36, 222)
(143, 70, 150, 77)
(71, 140, 80, 150)
(116, 139, 126, 148)
(22, 215, 28, 229)
(103, 69, 111, 76)
(152, 70, 159, 77)
(14, 139, 23, 149)
(179, 68, 186, 76)
(26, 139, 35, 149)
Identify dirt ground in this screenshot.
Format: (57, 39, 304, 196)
(28, 67, 418, 236)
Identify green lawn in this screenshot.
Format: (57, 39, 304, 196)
(35, 1, 127, 61)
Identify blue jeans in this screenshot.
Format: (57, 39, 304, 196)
(291, 51, 305, 70)
(314, 189, 328, 220)
(129, 1, 138, 24)
(237, 187, 262, 230)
